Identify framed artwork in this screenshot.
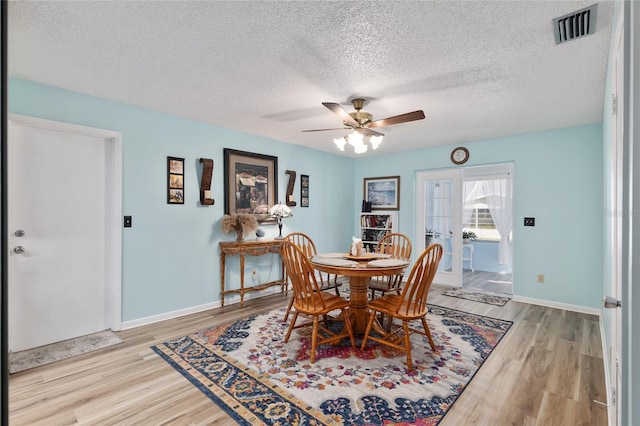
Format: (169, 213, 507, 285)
(167, 156, 185, 204)
(224, 148, 278, 223)
(363, 175, 400, 210)
(300, 174, 309, 207)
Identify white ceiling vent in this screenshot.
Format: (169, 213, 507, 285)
(553, 4, 598, 45)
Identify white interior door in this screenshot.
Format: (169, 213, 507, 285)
(8, 116, 122, 352)
(416, 169, 462, 287)
(609, 22, 624, 426)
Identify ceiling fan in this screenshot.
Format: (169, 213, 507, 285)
(302, 98, 425, 152)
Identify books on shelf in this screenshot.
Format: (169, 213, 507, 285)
(361, 229, 391, 242)
(359, 212, 397, 250)
(360, 215, 392, 229)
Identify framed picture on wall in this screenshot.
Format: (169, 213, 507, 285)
(167, 156, 185, 204)
(223, 148, 278, 223)
(363, 175, 400, 210)
(300, 174, 309, 207)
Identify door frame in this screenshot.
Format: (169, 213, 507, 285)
(608, 15, 624, 425)
(8, 114, 123, 332)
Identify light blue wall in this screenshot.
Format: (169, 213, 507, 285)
(9, 78, 354, 321)
(10, 78, 605, 321)
(354, 124, 604, 309)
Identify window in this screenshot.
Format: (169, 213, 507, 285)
(464, 202, 500, 241)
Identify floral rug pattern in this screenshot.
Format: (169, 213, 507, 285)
(152, 305, 512, 425)
(442, 288, 512, 307)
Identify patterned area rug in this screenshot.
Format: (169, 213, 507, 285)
(9, 330, 123, 373)
(442, 288, 512, 307)
(152, 305, 512, 425)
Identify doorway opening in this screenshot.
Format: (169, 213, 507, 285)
(416, 163, 513, 294)
(461, 164, 513, 295)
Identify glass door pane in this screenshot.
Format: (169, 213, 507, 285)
(416, 169, 462, 286)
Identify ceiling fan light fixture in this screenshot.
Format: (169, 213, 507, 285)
(369, 135, 383, 149)
(333, 136, 347, 151)
(347, 131, 368, 153)
(347, 130, 364, 146)
(353, 143, 368, 154)
(309, 98, 424, 154)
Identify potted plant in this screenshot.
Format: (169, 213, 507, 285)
(462, 230, 478, 244)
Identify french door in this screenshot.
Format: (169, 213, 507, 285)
(415, 169, 462, 287)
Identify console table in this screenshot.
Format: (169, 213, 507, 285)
(219, 240, 285, 307)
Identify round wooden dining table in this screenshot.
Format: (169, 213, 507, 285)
(310, 254, 409, 333)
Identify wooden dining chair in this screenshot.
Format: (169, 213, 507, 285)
(281, 241, 355, 363)
(283, 232, 345, 321)
(369, 233, 412, 299)
(360, 243, 443, 370)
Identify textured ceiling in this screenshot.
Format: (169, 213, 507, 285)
(8, 1, 614, 157)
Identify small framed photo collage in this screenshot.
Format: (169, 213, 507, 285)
(167, 156, 185, 204)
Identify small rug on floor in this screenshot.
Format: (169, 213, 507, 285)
(9, 330, 123, 374)
(443, 288, 512, 307)
(152, 305, 512, 425)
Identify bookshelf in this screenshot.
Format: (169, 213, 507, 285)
(359, 212, 398, 251)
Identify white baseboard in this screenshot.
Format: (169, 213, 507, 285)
(511, 295, 601, 316)
(121, 286, 284, 330)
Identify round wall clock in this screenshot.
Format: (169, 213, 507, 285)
(450, 147, 469, 165)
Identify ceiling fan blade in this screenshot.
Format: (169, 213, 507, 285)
(367, 110, 425, 128)
(302, 127, 351, 132)
(322, 102, 359, 127)
(360, 128, 385, 137)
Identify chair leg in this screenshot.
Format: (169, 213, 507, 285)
(421, 317, 437, 351)
(284, 311, 299, 343)
(311, 315, 319, 363)
(341, 307, 355, 348)
(283, 295, 295, 322)
(360, 311, 376, 350)
(403, 321, 413, 370)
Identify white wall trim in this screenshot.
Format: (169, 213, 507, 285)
(512, 295, 601, 316)
(122, 301, 221, 330)
(121, 287, 283, 330)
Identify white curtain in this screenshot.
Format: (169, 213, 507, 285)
(481, 178, 513, 264)
(462, 181, 481, 227)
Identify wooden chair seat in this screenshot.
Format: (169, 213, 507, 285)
(361, 244, 443, 370)
(281, 241, 355, 363)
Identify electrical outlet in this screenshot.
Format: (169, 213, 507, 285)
(251, 270, 258, 283)
(537, 274, 545, 284)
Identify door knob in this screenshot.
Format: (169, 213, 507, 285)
(604, 296, 622, 308)
(14, 246, 25, 254)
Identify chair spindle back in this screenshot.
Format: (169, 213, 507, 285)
(281, 241, 326, 312)
(393, 243, 443, 317)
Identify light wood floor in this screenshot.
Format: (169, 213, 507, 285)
(9, 286, 608, 425)
(462, 270, 513, 295)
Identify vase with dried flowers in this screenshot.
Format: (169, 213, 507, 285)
(221, 213, 259, 242)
